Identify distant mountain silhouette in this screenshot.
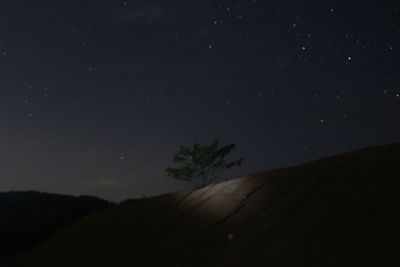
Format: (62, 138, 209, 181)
(0, 191, 112, 261)
(14, 143, 400, 266)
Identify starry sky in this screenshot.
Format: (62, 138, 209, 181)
(0, 0, 399, 201)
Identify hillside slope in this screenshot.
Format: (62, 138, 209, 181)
(0, 191, 112, 258)
(16, 143, 400, 266)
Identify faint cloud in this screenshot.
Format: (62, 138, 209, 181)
(93, 178, 124, 187)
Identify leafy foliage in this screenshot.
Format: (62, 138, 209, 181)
(166, 139, 244, 187)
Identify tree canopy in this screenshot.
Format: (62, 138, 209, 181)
(166, 139, 244, 188)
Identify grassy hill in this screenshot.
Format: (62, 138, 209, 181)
(15, 143, 400, 266)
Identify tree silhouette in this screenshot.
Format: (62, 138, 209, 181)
(166, 139, 244, 188)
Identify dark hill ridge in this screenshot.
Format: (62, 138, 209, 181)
(0, 191, 113, 259)
(16, 143, 400, 266)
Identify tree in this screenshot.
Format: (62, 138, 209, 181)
(166, 139, 244, 188)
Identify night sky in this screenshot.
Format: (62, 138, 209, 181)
(0, 1, 399, 201)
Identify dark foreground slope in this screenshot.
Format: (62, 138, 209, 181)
(0, 191, 112, 259)
(17, 143, 400, 266)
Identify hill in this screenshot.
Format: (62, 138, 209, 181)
(16, 143, 400, 266)
(0, 191, 113, 260)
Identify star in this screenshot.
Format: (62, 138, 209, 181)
(0, 0, 398, 202)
